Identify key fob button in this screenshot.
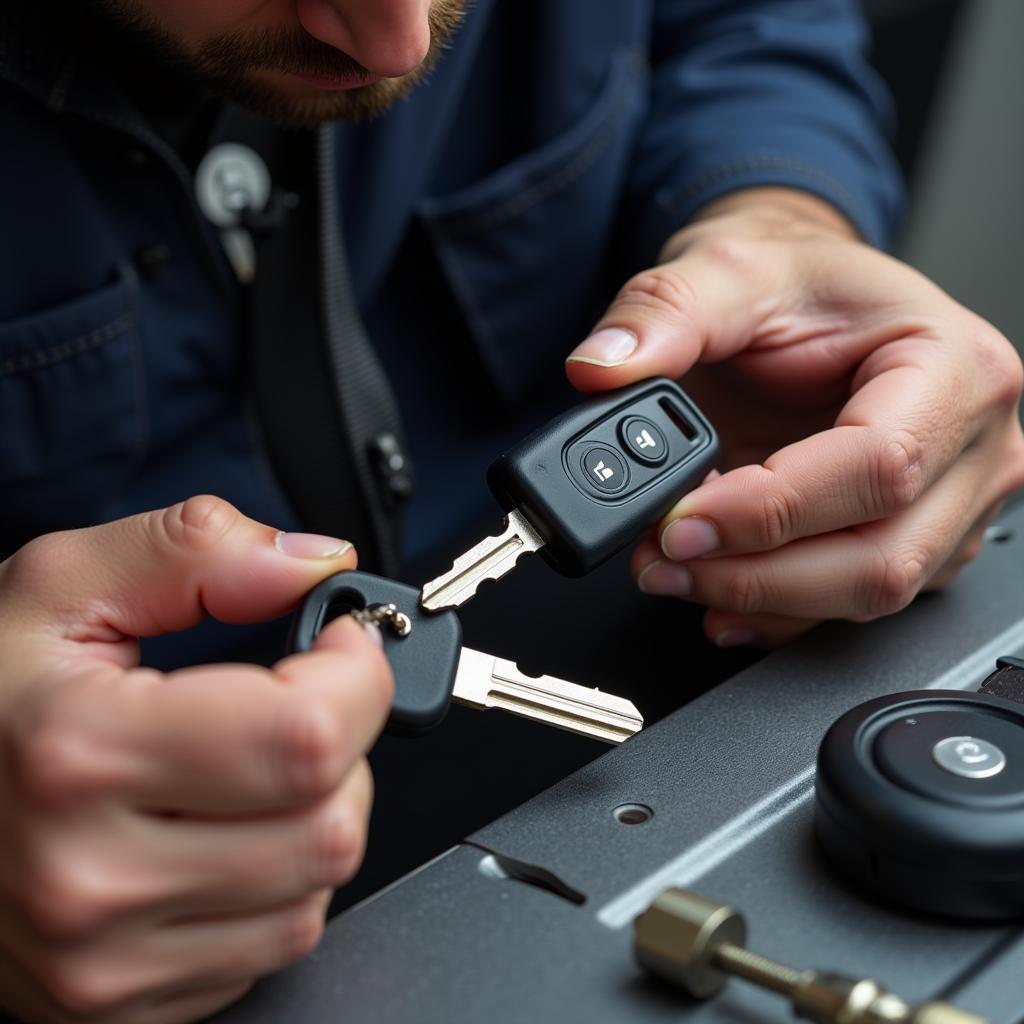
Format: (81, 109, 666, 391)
(872, 707, 1024, 803)
(620, 416, 669, 466)
(933, 735, 1007, 779)
(578, 445, 629, 494)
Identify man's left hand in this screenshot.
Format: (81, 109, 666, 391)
(566, 188, 1024, 648)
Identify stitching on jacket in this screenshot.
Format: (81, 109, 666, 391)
(661, 154, 867, 222)
(0, 312, 135, 378)
(440, 62, 641, 236)
(121, 263, 150, 463)
(47, 60, 75, 111)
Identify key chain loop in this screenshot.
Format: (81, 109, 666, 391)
(351, 602, 413, 637)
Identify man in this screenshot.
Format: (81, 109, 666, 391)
(1, 1, 1022, 1020)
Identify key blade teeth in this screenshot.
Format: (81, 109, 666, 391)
(452, 650, 644, 745)
(420, 510, 543, 612)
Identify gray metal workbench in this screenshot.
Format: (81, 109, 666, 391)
(216, 503, 1024, 1022)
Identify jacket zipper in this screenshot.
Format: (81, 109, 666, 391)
(316, 126, 403, 576)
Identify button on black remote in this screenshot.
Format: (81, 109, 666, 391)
(620, 416, 668, 465)
(578, 445, 630, 495)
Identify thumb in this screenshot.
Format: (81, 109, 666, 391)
(2, 495, 358, 638)
(564, 244, 766, 394)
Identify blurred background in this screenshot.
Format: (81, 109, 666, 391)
(865, 0, 1022, 402)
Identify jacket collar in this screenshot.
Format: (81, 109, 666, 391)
(0, 2, 80, 112)
(3, 1, 218, 208)
(1, 0, 158, 138)
(2, 0, 497, 303)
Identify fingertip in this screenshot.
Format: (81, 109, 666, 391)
(567, 327, 638, 367)
(702, 608, 759, 648)
(273, 532, 354, 561)
(636, 559, 693, 598)
(565, 323, 686, 394)
(660, 515, 720, 562)
(564, 355, 643, 394)
(656, 473, 731, 552)
(711, 625, 759, 648)
(702, 608, 819, 649)
(316, 617, 395, 713)
(630, 539, 662, 579)
(314, 614, 382, 654)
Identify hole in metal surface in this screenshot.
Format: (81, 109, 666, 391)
(985, 525, 1013, 545)
(614, 803, 654, 825)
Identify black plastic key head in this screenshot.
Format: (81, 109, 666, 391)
(486, 377, 719, 576)
(288, 571, 462, 736)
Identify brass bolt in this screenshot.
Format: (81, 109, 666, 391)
(633, 887, 988, 1024)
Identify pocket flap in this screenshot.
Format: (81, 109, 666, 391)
(419, 50, 648, 403)
(0, 267, 143, 487)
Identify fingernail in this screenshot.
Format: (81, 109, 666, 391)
(566, 328, 638, 367)
(637, 560, 692, 597)
(714, 627, 758, 648)
(661, 517, 719, 561)
(274, 531, 352, 559)
(360, 622, 384, 648)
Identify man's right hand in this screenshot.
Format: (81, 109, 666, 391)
(0, 496, 393, 1024)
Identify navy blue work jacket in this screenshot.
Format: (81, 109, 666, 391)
(0, 1, 902, 652)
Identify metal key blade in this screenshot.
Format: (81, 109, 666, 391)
(420, 509, 543, 612)
(451, 647, 643, 744)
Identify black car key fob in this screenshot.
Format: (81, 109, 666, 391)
(487, 376, 718, 577)
(421, 377, 719, 612)
(814, 659, 1024, 919)
(290, 571, 646, 743)
(289, 571, 462, 737)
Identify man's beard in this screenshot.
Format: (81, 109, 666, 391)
(91, 1, 467, 126)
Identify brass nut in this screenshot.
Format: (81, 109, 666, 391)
(633, 887, 747, 999)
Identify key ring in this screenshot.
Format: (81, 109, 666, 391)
(351, 602, 412, 637)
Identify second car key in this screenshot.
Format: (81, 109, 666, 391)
(289, 570, 643, 742)
(421, 376, 718, 611)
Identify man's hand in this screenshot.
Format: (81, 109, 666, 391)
(0, 497, 393, 1024)
(567, 188, 1024, 648)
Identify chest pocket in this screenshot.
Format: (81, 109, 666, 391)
(0, 266, 145, 551)
(419, 49, 649, 405)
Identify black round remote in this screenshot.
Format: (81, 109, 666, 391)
(815, 661, 1024, 920)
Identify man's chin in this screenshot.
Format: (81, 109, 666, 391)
(209, 70, 416, 127)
